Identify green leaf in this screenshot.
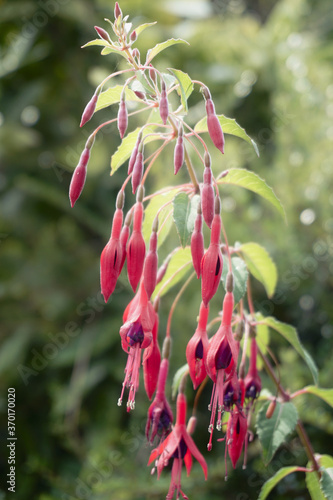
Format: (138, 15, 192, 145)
(135, 21, 157, 37)
(172, 363, 189, 399)
(218, 169, 286, 221)
(168, 68, 193, 112)
(301, 386, 333, 408)
(221, 256, 248, 305)
(256, 401, 298, 464)
(110, 125, 158, 175)
(238, 242, 277, 298)
(81, 39, 112, 48)
(100, 46, 127, 58)
(194, 115, 259, 156)
(306, 469, 326, 500)
(306, 456, 333, 500)
(258, 466, 300, 500)
(260, 317, 318, 385)
(152, 248, 192, 299)
(146, 38, 190, 64)
(321, 468, 333, 500)
(96, 86, 141, 112)
(172, 193, 200, 247)
(255, 312, 270, 370)
(142, 189, 178, 248)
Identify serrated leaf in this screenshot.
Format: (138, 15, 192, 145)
(301, 386, 333, 408)
(306, 469, 326, 500)
(258, 466, 300, 500)
(135, 21, 157, 37)
(221, 256, 248, 305)
(146, 38, 190, 64)
(256, 401, 298, 464)
(168, 68, 193, 112)
(172, 193, 200, 247)
(194, 115, 259, 156)
(238, 242, 277, 298)
(142, 189, 178, 248)
(110, 125, 158, 174)
(96, 86, 141, 112)
(260, 317, 318, 385)
(321, 468, 333, 500)
(152, 248, 192, 299)
(218, 169, 286, 221)
(306, 456, 333, 500)
(172, 363, 189, 399)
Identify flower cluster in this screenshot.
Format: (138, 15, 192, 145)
(69, 3, 266, 498)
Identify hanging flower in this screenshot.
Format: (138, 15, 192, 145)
(148, 392, 208, 500)
(186, 302, 209, 390)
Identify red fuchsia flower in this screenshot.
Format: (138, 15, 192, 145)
(148, 392, 208, 500)
(226, 409, 248, 469)
(146, 357, 173, 444)
(156, 256, 170, 285)
(201, 152, 215, 228)
(159, 81, 169, 125)
(143, 218, 158, 299)
(127, 192, 146, 292)
(119, 209, 132, 274)
(190, 202, 204, 279)
(128, 131, 142, 175)
(100, 192, 124, 302)
(244, 337, 261, 403)
(69, 136, 95, 207)
(186, 302, 209, 390)
(117, 92, 128, 138)
(201, 196, 223, 307)
(143, 309, 161, 400)
(205, 284, 240, 450)
(131, 142, 144, 194)
(80, 87, 101, 127)
(174, 125, 184, 175)
(118, 281, 155, 411)
(203, 87, 225, 154)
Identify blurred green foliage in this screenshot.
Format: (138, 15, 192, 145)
(0, 0, 332, 499)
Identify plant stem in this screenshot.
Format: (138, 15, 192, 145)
(184, 145, 200, 194)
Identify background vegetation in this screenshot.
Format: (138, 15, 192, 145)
(0, 0, 332, 498)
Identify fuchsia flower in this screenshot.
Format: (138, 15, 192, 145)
(118, 281, 156, 411)
(100, 194, 124, 302)
(143, 221, 158, 299)
(226, 409, 248, 469)
(131, 142, 144, 194)
(128, 131, 142, 175)
(204, 88, 225, 154)
(186, 302, 209, 390)
(146, 358, 173, 443)
(69, 136, 95, 207)
(174, 126, 184, 175)
(190, 203, 204, 279)
(205, 289, 239, 450)
(244, 337, 261, 402)
(80, 87, 101, 127)
(159, 81, 169, 125)
(201, 153, 214, 228)
(201, 196, 223, 307)
(148, 392, 208, 500)
(117, 93, 128, 138)
(127, 196, 146, 292)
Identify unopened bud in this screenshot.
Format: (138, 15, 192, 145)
(187, 416, 197, 436)
(130, 30, 137, 42)
(132, 48, 140, 60)
(134, 90, 145, 100)
(214, 195, 221, 215)
(85, 134, 95, 150)
(226, 272, 234, 293)
(124, 209, 133, 227)
(114, 2, 122, 19)
(94, 26, 111, 42)
(234, 320, 245, 342)
(136, 184, 145, 203)
(162, 337, 172, 359)
(204, 151, 211, 168)
(116, 190, 125, 209)
(266, 400, 277, 419)
(152, 215, 159, 233)
(149, 64, 156, 83)
(202, 86, 211, 101)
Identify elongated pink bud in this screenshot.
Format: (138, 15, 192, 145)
(128, 131, 142, 175)
(149, 64, 156, 83)
(100, 207, 123, 302)
(206, 98, 225, 154)
(201, 155, 214, 228)
(191, 203, 204, 278)
(174, 137, 184, 175)
(117, 96, 128, 139)
(159, 81, 169, 125)
(143, 222, 158, 299)
(134, 90, 145, 100)
(127, 201, 146, 292)
(119, 210, 132, 273)
(131, 143, 144, 194)
(69, 136, 95, 207)
(94, 26, 111, 42)
(80, 87, 101, 127)
(130, 30, 137, 42)
(201, 198, 223, 306)
(114, 2, 122, 19)
(156, 257, 169, 285)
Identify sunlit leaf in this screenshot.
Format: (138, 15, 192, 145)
(258, 466, 300, 500)
(142, 189, 179, 248)
(172, 193, 200, 247)
(96, 86, 141, 112)
(152, 247, 192, 299)
(238, 242, 277, 297)
(221, 256, 248, 305)
(146, 38, 190, 64)
(168, 68, 193, 112)
(301, 386, 333, 408)
(135, 21, 157, 37)
(172, 363, 189, 399)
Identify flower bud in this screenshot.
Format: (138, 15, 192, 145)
(159, 81, 169, 125)
(69, 138, 94, 207)
(143, 229, 158, 299)
(191, 203, 204, 278)
(114, 2, 122, 19)
(206, 98, 225, 154)
(127, 201, 146, 291)
(94, 26, 111, 42)
(132, 48, 140, 61)
(80, 87, 101, 127)
(119, 210, 132, 273)
(130, 30, 137, 42)
(201, 165, 214, 228)
(226, 272, 234, 293)
(156, 257, 170, 285)
(149, 64, 156, 83)
(131, 142, 144, 194)
(128, 131, 142, 175)
(266, 400, 277, 419)
(117, 94, 128, 139)
(174, 136, 184, 175)
(100, 208, 123, 302)
(201, 207, 223, 306)
(134, 90, 145, 100)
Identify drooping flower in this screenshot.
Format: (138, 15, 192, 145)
(143, 310, 161, 400)
(226, 409, 247, 468)
(159, 80, 169, 125)
(127, 191, 146, 292)
(201, 152, 214, 228)
(186, 302, 209, 390)
(117, 92, 128, 138)
(146, 357, 173, 443)
(201, 196, 223, 307)
(244, 337, 261, 403)
(190, 202, 204, 279)
(148, 392, 208, 500)
(118, 282, 155, 410)
(80, 87, 101, 127)
(69, 136, 95, 207)
(143, 218, 158, 299)
(203, 87, 225, 154)
(174, 125, 184, 175)
(131, 142, 144, 194)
